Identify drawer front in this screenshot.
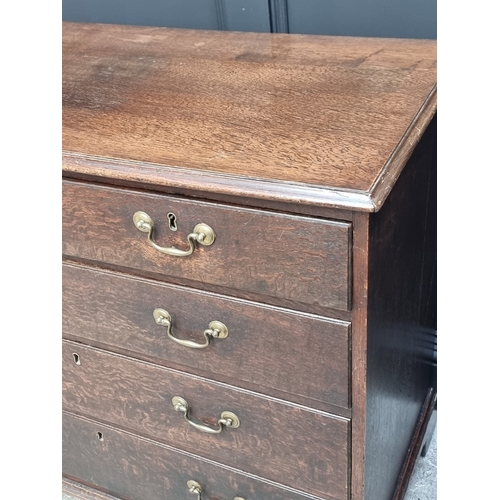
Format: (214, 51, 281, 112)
(63, 262, 351, 410)
(63, 341, 349, 500)
(62, 180, 351, 312)
(63, 411, 339, 500)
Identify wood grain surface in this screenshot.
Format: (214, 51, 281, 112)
(63, 478, 122, 500)
(63, 261, 351, 411)
(349, 211, 370, 500)
(392, 388, 437, 500)
(63, 411, 337, 500)
(62, 180, 352, 311)
(62, 22, 436, 212)
(62, 341, 350, 500)
(61, 22, 438, 500)
(364, 116, 436, 500)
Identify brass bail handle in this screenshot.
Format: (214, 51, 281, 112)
(153, 308, 228, 349)
(172, 397, 240, 434)
(133, 211, 215, 257)
(187, 480, 245, 500)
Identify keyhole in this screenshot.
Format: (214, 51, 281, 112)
(72, 353, 80, 365)
(167, 212, 178, 231)
(97, 431, 104, 441)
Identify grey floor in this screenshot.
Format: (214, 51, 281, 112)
(62, 427, 437, 500)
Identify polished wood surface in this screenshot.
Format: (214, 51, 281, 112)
(363, 117, 436, 500)
(62, 341, 350, 500)
(62, 23, 437, 500)
(349, 211, 370, 500)
(63, 22, 436, 212)
(63, 262, 351, 411)
(62, 180, 352, 312)
(63, 412, 331, 500)
(392, 389, 437, 500)
(63, 478, 122, 500)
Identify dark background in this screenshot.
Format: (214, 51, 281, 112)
(62, 0, 436, 39)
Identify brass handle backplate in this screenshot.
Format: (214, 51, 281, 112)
(187, 480, 245, 500)
(172, 397, 240, 434)
(153, 308, 228, 349)
(133, 211, 215, 257)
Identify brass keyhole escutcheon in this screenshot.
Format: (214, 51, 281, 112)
(167, 212, 178, 231)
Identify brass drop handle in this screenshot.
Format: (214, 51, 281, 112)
(172, 397, 240, 434)
(153, 308, 228, 349)
(133, 211, 215, 257)
(187, 480, 245, 500)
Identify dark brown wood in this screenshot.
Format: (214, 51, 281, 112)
(63, 478, 122, 500)
(62, 23, 438, 500)
(62, 152, 374, 214)
(62, 180, 352, 312)
(349, 211, 370, 500)
(63, 261, 351, 411)
(63, 254, 354, 322)
(363, 116, 437, 500)
(61, 158, 356, 222)
(62, 22, 436, 212)
(367, 88, 437, 212)
(392, 388, 437, 500)
(62, 341, 350, 500)
(63, 411, 333, 500)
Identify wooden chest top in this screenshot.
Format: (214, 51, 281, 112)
(63, 22, 436, 211)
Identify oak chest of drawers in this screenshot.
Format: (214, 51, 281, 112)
(62, 22, 437, 500)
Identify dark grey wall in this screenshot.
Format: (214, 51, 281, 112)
(62, 0, 436, 39)
(287, 0, 436, 39)
(62, 0, 271, 32)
